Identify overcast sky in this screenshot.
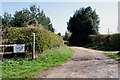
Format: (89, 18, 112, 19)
(1, 1, 119, 34)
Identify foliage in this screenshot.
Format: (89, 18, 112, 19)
(63, 31, 71, 46)
(104, 52, 120, 62)
(84, 43, 113, 51)
(2, 46, 73, 78)
(12, 9, 30, 27)
(0, 16, 2, 26)
(5, 27, 63, 54)
(67, 6, 100, 46)
(85, 34, 120, 51)
(63, 31, 71, 41)
(1, 12, 13, 28)
(64, 41, 69, 46)
(57, 32, 62, 36)
(1, 4, 54, 32)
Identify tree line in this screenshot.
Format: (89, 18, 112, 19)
(0, 4, 54, 32)
(1, 5, 100, 47)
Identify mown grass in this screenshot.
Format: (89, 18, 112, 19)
(104, 52, 120, 62)
(2, 46, 73, 78)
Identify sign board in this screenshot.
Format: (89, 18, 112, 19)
(13, 44, 25, 53)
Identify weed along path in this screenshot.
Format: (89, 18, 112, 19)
(36, 47, 118, 78)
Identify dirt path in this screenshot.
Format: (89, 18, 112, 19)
(35, 47, 118, 78)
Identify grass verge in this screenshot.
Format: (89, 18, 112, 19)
(104, 52, 120, 62)
(2, 46, 73, 78)
(84, 43, 115, 51)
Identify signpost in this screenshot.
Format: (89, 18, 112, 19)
(13, 44, 25, 53)
(0, 33, 36, 59)
(0, 44, 25, 54)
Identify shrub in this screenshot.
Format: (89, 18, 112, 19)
(88, 34, 120, 51)
(64, 41, 69, 46)
(5, 27, 64, 54)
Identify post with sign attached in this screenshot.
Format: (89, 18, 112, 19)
(32, 33, 35, 59)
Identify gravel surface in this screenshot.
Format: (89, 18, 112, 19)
(34, 47, 118, 78)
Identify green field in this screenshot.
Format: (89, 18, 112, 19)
(2, 46, 73, 78)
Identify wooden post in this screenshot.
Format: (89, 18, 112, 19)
(32, 33, 35, 59)
(108, 28, 110, 35)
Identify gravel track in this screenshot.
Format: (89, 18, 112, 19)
(34, 47, 118, 78)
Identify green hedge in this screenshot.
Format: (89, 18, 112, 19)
(5, 27, 64, 53)
(88, 34, 120, 51)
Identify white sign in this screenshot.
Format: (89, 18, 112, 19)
(13, 44, 25, 53)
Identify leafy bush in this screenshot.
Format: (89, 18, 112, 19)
(5, 27, 63, 54)
(64, 41, 69, 46)
(87, 34, 120, 51)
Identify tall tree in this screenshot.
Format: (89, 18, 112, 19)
(29, 4, 38, 25)
(29, 4, 54, 32)
(12, 8, 30, 27)
(67, 6, 100, 46)
(2, 12, 13, 28)
(1, 4, 55, 32)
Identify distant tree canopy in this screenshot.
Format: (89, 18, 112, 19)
(0, 16, 2, 26)
(63, 31, 71, 41)
(2, 12, 13, 28)
(67, 6, 100, 46)
(57, 32, 61, 36)
(1, 4, 54, 32)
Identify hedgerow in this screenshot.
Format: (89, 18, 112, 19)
(5, 27, 64, 53)
(86, 34, 120, 51)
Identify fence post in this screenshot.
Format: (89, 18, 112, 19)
(32, 33, 35, 59)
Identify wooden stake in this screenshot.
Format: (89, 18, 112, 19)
(32, 33, 35, 59)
